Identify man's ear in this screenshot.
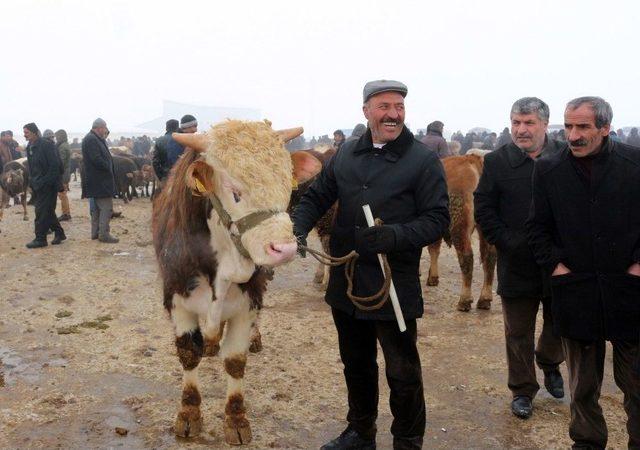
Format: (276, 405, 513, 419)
(291, 150, 322, 184)
(186, 160, 215, 194)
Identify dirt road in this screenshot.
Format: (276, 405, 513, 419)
(0, 182, 629, 449)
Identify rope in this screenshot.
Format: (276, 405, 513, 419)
(299, 219, 392, 311)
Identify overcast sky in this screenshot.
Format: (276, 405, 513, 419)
(1, 0, 638, 140)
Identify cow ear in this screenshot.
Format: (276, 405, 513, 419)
(291, 151, 322, 184)
(186, 160, 215, 195)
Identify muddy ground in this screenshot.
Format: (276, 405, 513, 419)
(0, 180, 630, 449)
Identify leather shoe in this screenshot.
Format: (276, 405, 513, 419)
(51, 233, 67, 245)
(544, 369, 565, 398)
(511, 396, 533, 419)
(320, 428, 376, 450)
(26, 239, 47, 249)
(58, 214, 71, 221)
(99, 234, 119, 244)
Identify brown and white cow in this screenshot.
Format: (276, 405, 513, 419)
(152, 120, 321, 445)
(426, 150, 497, 311)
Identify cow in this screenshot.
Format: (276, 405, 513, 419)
(426, 149, 497, 311)
(0, 160, 30, 230)
(139, 163, 156, 198)
(111, 155, 138, 202)
(152, 120, 321, 445)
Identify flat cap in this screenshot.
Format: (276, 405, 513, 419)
(92, 117, 107, 129)
(363, 79, 408, 103)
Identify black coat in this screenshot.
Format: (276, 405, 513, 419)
(526, 138, 640, 340)
(292, 127, 450, 320)
(474, 138, 566, 298)
(25, 138, 63, 193)
(81, 130, 115, 199)
(152, 133, 172, 181)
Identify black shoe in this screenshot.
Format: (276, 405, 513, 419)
(321, 428, 375, 450)
(51, 233, 67, 245)
(511, 396, 533, 419)
(58, 214, 71, 221)
(544, 369, 565, 399)
(26, 239, 47, 249)
(99, 234, 119, 244)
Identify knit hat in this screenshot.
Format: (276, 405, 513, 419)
(43, 129, 55, 139)
(180, 114, 197, 129)
(92, 118, 107, 129)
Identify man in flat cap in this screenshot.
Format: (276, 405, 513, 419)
(293, 80, 450, 449)
(81, 118, 119, 243)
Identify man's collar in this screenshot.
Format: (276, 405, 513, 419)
(354, 126, 414, 161)
(507, 135, 555, 167)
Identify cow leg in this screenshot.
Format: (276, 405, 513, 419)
(313, 234, 331, 284)
(248, 319, 262, 353)
(221, 309, 255, 445)
(453, 234, 474, 312)
(172, 304, 204, 438)
(21, 192, 28, 221)
(427, 239, 442, 286)
(203, 320, 225, 357)
(477, 231, 497, 310)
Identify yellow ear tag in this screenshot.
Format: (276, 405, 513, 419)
(194, 178, 208, 194)
(292, 177, 299, 190)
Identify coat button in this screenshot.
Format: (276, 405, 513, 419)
(363, 184, 368, 190)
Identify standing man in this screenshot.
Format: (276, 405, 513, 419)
(333, 129, 346, 150)
(81, 118, 118, 243)
(166, 114, 197, 169)
(55, 129, 72, 221)
(2, 130, 23, 159)
(474, 97, 566, 419)
(420, 120, 451, 158)
(527, 96, 640, 449)
(292, 80, 450, 449)
(152, 119, 179, 185)
(23, 123, 65, 248)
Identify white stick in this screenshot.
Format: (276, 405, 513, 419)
(362, 204, 407, 332)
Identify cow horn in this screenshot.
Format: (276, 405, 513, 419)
(172, 133, 209, 152)
(276, 127, 304, 143)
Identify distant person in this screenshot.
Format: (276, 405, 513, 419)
(166, 114, 197, 167)
(2, 130, 23, 159)
(496, 127, 513, 148)
(43, 129, 55, 144)
(452, 130, 464, 145)
(617, 128, 626, 142)
(81, 118, 118, 244)
(24, 122, 66, 248)
(333, 129, 345, 150)
(556, 129, 566, 141)
(626, 127, 640, 147)
(55, 129, 72, 221)
(421, 120, 451, 158)
(481, 132, 497, 150)
(152, 119, 180, 184)
(70, 137, 81, 149)
(461, 131, 475, 154)
(345, 123, 367, 144)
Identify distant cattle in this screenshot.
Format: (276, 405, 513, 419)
(152, 121, 321, 445)
(111, 155, 137, 202)
(427, 149, 497, 311)
(0, 160, 30, 229)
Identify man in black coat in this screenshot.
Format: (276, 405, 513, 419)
(292, 80, 450, 450)
(474, 97, 566, 419)
(23, 123, 65, 248)
(81, 118, 118, 243)
(527, 96, 640, 449)
(152, 119, 179, 184)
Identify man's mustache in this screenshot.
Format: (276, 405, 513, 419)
(570, 138, 588, 147)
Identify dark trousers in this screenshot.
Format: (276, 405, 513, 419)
(562, 338, 640, 449)
(34, 188, 63, 241)
(331, 308, 426, 445)
(501, 296, 564, 398)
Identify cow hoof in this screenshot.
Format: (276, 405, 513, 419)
(174, 409, 203, 438)
(224, 420, 252, 445)
(426, 276, 439, 286)
(203, 340, 220, 357)
(249, 336, 263, 353)
(477, 298, 492, 310)
(456, 300, 472, 312)
(22, 216, 28, 221)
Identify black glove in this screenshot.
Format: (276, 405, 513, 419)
(293, 227, 307, 258)
(355, 225, 396, 254)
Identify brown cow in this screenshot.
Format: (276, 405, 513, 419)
(152, 120, 321, 445)
(0, 160, 30, 229)
(426, 150, 497, 311)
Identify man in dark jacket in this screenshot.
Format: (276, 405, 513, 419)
(527, 96, 640, 449)
(333, 129, 345, 150)
(292, 80, 449, 450)
(152, 119, 180, 183)
(23, 123, 65, 248)
(421, 120, 451, 158)
(626, 127, 640, 147)
(81, 118, 118, 243)
(474, 97, 566, 420)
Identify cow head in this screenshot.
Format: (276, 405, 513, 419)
(173, 120, 321, 268)
(0, 169, 24, 196)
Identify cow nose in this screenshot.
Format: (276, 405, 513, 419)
(266, 241, 297, 263)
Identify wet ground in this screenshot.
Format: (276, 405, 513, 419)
(0, 180, 630, 449)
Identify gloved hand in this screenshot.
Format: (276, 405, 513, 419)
(293, 227, 307, 257)
(356, 225, 396, 254)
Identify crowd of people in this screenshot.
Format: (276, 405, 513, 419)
(1, 83, 639, 449)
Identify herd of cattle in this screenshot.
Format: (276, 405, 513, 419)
(0, 123, 496, 444)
